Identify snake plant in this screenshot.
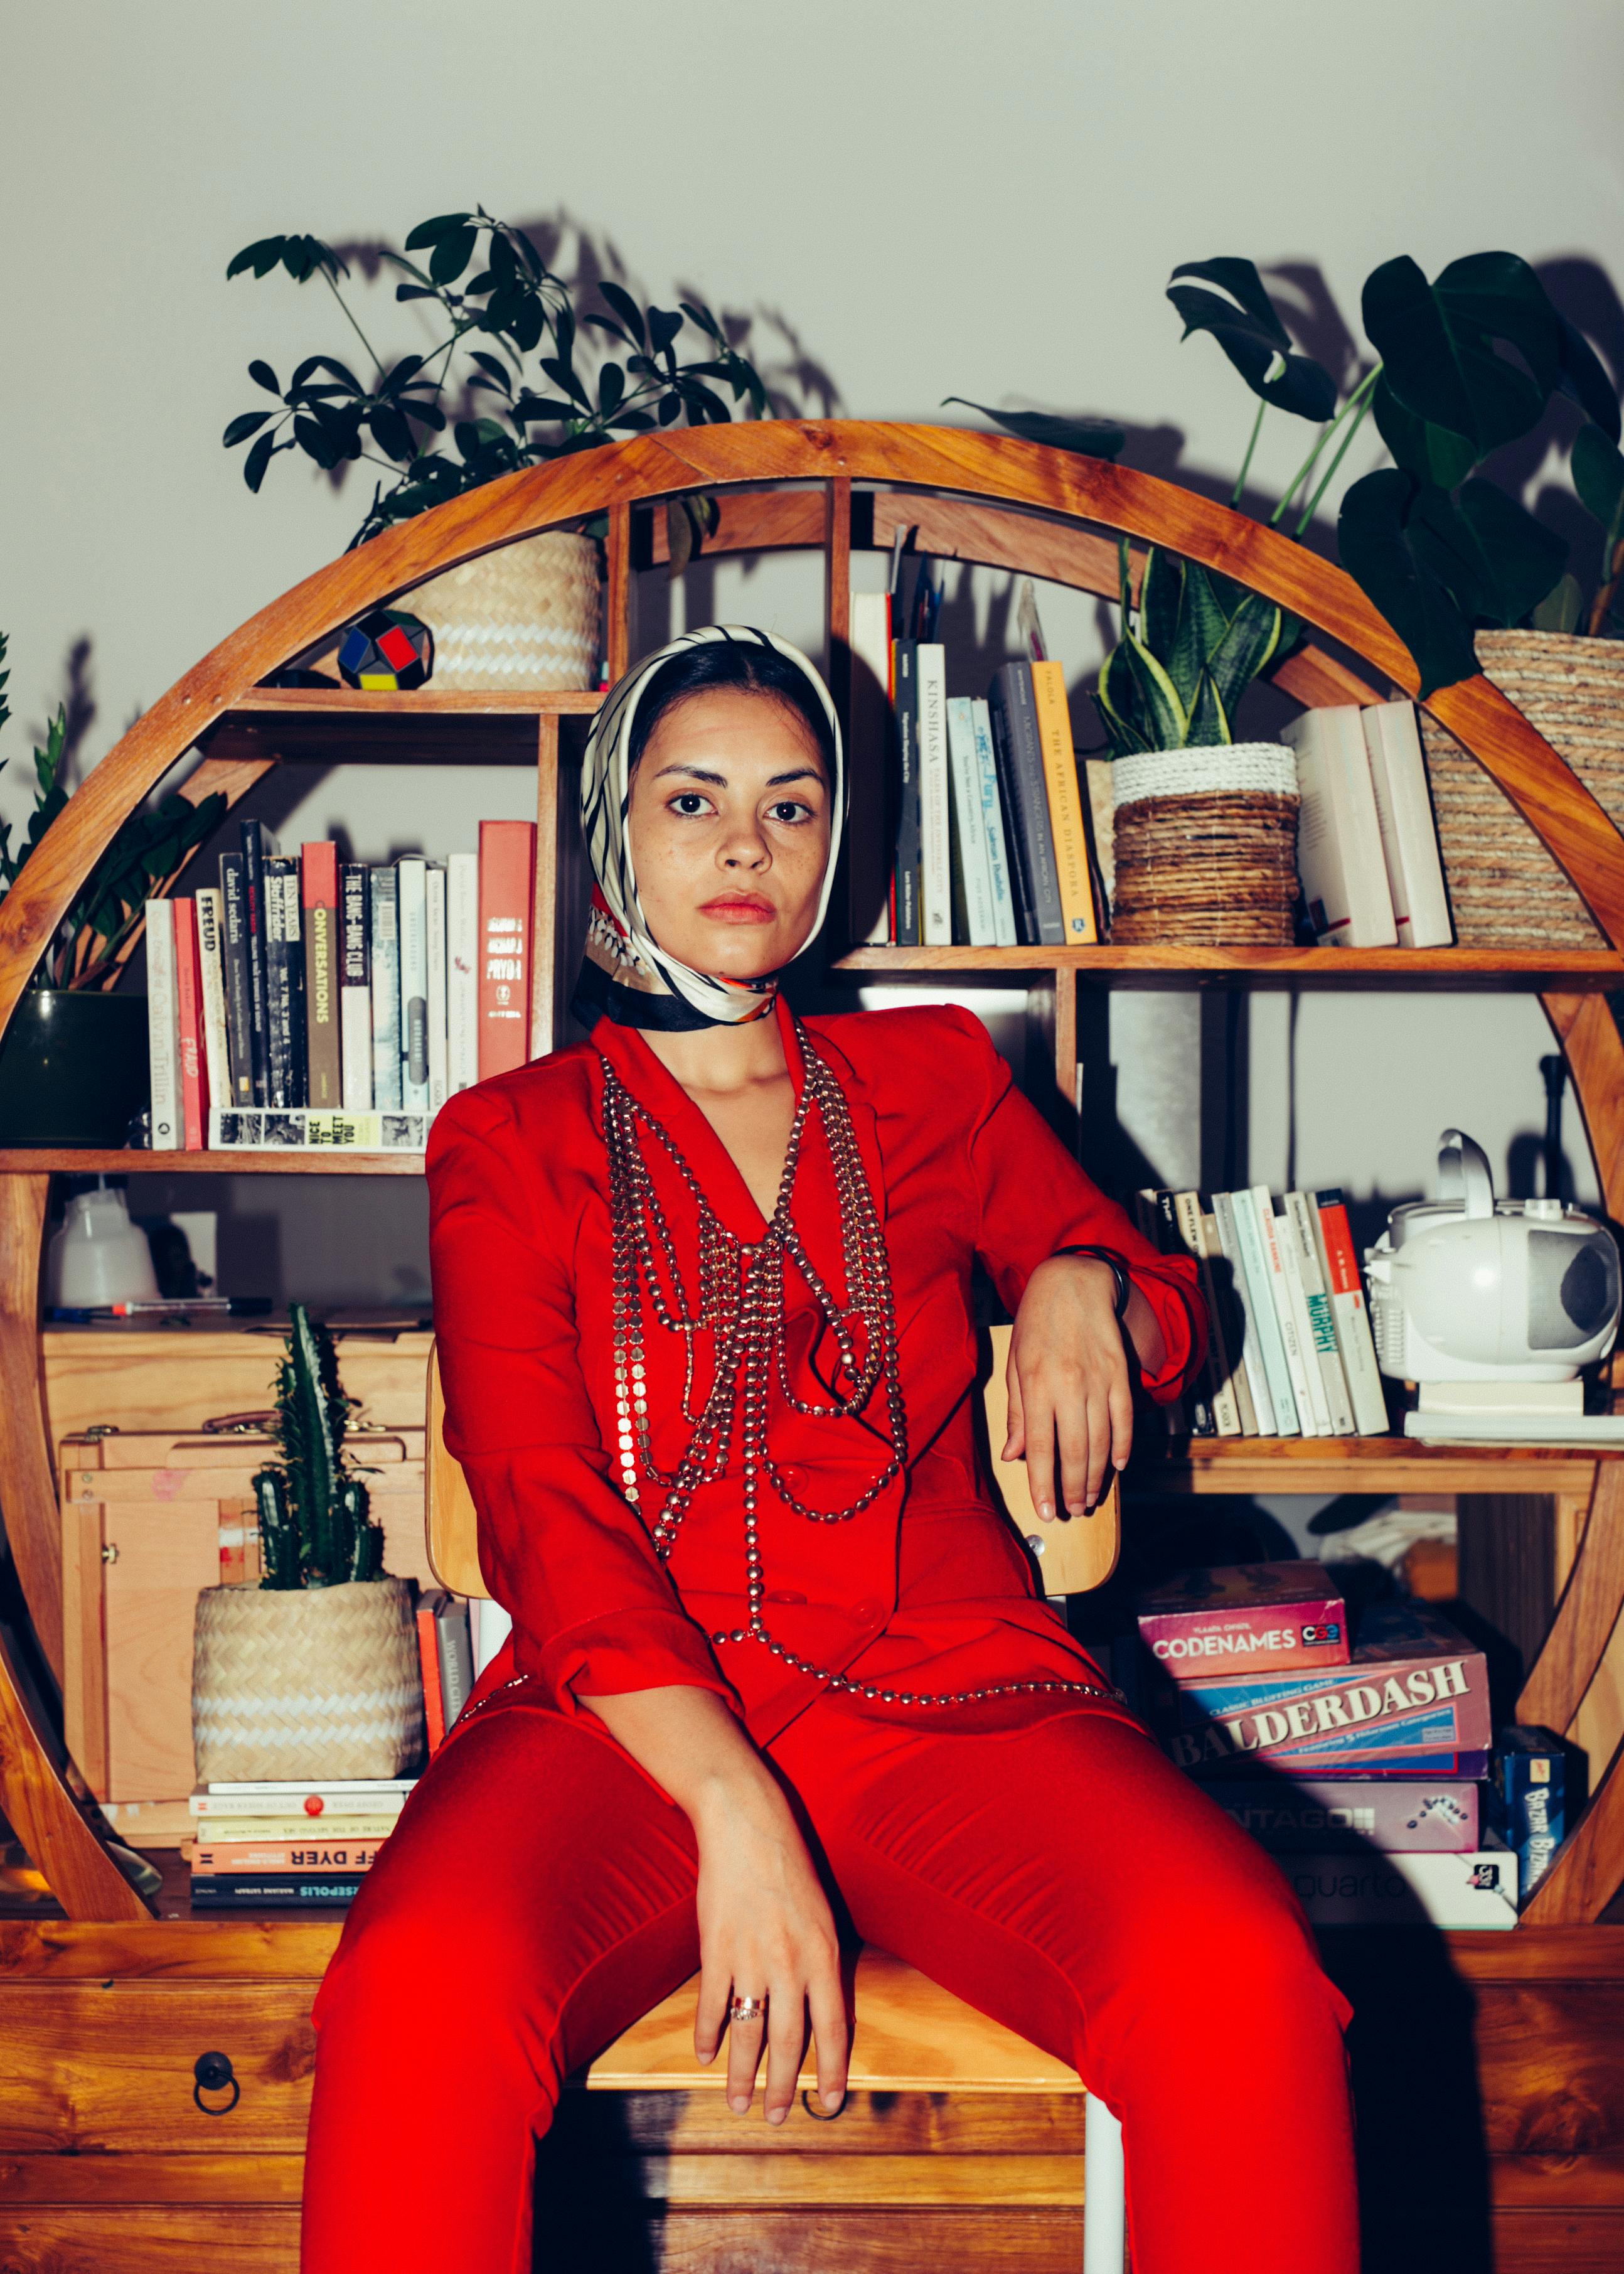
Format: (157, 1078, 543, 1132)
(1094, 542, 1285, 758)
(254, 1305, 383, 1590)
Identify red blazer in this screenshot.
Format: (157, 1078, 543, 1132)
(429, 997, 1204, 1744)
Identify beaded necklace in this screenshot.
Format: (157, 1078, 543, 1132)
(601, 1021, 1116, 1713)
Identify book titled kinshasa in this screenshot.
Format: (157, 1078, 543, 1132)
(1150, 1601, 1491, 1778)
(208, 1108, 428, 1152)
(1206, 1776, 1480, 1853)
(1136, 1562, 1350, 1681)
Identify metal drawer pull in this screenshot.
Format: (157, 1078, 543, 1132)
(193, 2050, 240, 2114)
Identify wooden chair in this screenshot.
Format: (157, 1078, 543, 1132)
(425, 1326, 1128, 2269)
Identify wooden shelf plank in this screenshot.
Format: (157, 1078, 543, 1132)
(1141, 1435, 1603, 1495)
(833, 945, 1624, 990)
(0, 1150, 423, 1177)
(200, 686, 603, 766)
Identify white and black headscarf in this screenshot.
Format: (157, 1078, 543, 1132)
(574, 625, 845, 1032)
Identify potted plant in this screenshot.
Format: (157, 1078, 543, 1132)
(222, 211, 772, 688)
(0, 636, 225, 1145)
(191, 1306, 422, 1783)
(954, 260, 1333, 941)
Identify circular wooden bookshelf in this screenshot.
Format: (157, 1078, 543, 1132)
(2, 421, 1623, 1942)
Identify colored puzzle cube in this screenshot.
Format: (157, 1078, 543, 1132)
(336, 609, 434, 691)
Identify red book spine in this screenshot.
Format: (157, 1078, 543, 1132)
(301, 840, 343, 1108)
(416, 1600, 446, 1755)
(1317, 1198, 1361, 1295)
(173, 898, 208, 1149)
(477, 820, 537, 1080)
(191, 1838, 388, 1874)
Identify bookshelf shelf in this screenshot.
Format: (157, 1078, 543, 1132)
(1, 421, 1622, 1944)
(0, 1149, 423, 1177)
(833, 944, 1624, 990)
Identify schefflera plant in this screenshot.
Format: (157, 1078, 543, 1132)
(254, 1305, 384, 1589)
(1095, 544, 1286, 758)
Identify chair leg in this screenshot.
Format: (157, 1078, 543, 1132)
(1083, 2094, 1126, 2272)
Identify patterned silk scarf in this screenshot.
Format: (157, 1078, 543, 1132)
(574, 626, 845, 1032)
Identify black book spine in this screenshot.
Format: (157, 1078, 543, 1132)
(989, 663, 1064, 947)
(341, 862, 371, 988)
(190, 1874, 363, 1906)
(986, 673, 1035, 945)
(1153, 1190, 1212, 1434)
(265, 855, 306, 1109)
(891, 640, 921, 947)
(238, 822, 272, 1107)
(217, 852, 256, 1107)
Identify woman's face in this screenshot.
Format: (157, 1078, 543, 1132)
(626, 687, 832, 982)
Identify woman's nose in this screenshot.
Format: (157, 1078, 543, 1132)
(720, 818, 770, 867)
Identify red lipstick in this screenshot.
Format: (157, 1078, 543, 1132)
(699, 893, 776, 923)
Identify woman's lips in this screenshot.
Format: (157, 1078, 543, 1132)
(699, 897, 776, 924)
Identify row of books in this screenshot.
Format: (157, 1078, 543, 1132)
(1133, 1563, 1541, 1928)
(1136, 1186, 1388, 1440)
(1283, 700, 1453, 950)
(846, 581, 1103, 950)
(145, 820, 538, 1152)
(186, 1591, 475, 1906)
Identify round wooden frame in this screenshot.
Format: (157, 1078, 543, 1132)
(3, 420, 1623, 1926)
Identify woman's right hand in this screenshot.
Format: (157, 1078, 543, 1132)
(690, 1773, 849, 2123)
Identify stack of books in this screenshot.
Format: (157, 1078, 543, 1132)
(1280, 700, 1453, 950)
(1133, 1186, 1387, 1440)
(145, 818, 538, 1152)
(1138, 1564, 1516, 1928)
(415, 1589, 475, 1756)
(187, 1776, 415, 1908)
(847, 576, 1104, 951)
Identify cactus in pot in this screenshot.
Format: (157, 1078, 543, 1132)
(255, 1304, 385, 1588)
(192, 1305, 422, 1782)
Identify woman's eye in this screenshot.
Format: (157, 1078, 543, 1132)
(769, 800, 813, 825)
(670, 793, 712, 817)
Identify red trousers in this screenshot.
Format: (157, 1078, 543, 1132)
(302, 1694, 1358, 2274)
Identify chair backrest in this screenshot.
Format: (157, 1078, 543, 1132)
(425, 1325, 1120, 1603)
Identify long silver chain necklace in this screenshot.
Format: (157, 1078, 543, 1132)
(602, 1021, 1114, 1713)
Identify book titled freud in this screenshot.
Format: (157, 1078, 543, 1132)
(1150, 1601, 1492, 1778)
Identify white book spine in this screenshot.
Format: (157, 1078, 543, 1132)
(397, 857, 429, 1113)
(145, 898, 179, 1150)
(971, 698, 1018, 947)
(1284, 1191, 1356, 1434)
(945, 697, 996, 945)
(1281, 708, 1397, 948)
(1273, 1206, 1331, 1435)
(341, 992, 372, 1112)
(1362, 702, 1453, 948)
(1212, 1191, 1277, 1435)
(425, 864, 449, 1116)
(917, 644, 951, 945)
(208, 1106, 427, 1153)
(1252, 1188, 1320, 1434)
(447, 852, 480, 1094)
(1229, 1189, 1299, 1434)
(193, 889, 231, 1116)
(847, 593, 894, 947)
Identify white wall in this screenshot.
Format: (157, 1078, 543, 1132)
(4, 0, 1621, 1298)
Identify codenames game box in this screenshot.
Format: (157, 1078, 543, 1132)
(1149, 1600, 1491, 1778)
(1136, 1561, 1350, 1680)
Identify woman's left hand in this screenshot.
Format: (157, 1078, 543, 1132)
(1002, 1255, 1135, 1521)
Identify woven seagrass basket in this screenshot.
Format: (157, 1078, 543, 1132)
(403, 529, 602, 692)
(192, 1576, 422, 1783)
(1109, 745, 1300, 945)
(1418, 631, 1624, 948)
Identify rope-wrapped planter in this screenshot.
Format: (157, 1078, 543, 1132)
(1419, 631, 1624, 948)
(1109, 745, 1300, 945)
(192, 1575, 422, 1783)
(404, 528, 602, 691)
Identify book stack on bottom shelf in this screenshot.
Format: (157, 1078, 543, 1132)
(187, 1777, 414, 1909)
(1136, 1563, 1522, 1929)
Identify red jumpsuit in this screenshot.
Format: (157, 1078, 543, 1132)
(301, 999, 1358, 2273)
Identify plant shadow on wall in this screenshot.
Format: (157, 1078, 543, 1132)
(220, 205, 841, 573)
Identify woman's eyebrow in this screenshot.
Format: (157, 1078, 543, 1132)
(650, 761, 823, 788)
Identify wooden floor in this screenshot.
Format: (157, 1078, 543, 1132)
(0, 1915, 1620, 2268)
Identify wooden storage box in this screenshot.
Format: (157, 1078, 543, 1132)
(60, 1430, 430, 1806)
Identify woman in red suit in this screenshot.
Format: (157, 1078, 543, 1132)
(302, 626, 1358, 2273)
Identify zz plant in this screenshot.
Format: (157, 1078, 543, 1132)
(254, 1305, 385, 1590)
(222, 210, 771, 567)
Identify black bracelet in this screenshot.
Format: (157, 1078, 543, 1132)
(1052, 1245, 1132, 1318)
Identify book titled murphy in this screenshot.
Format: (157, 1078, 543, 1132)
(1150, 1601, 1490, 1777)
